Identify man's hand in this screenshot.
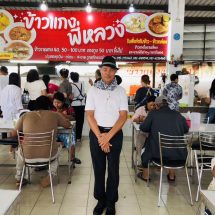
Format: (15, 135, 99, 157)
(98, 133, 111, 147)
(101, 142, 112, 153)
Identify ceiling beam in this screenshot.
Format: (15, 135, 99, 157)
(1, 2, 215, 11)
(185, 17, 215, 24)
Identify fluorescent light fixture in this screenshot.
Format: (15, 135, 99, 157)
(86, 3, 92, 13)
(129, 4, 135, 13)
(40, 1, 48, 11)
(10, 60, 49, 64)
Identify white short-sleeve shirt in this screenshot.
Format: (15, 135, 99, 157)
(85, 86, 128, 127)
(25, 80, 46, 100)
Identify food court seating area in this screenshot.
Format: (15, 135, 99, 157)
(0, 136, 212, 215)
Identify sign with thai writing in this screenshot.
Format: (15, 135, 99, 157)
(0, 9, 170, 62)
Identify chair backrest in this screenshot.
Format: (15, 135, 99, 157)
(199, 132, 215, 149)
(158, 132, 192, 166)
(200, 117, 209, 124)
(17, 130, 55, 161)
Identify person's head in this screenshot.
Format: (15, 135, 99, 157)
(99, 56, 119, 85)
(182, 68, 189, 75)
(170, 74, 178, 83)
(27, 69, 39, 83)
(59, 68, 69, 79)
(35, 96, 51, 110)
(95, 69, 101, 80)
(0, 66, 8, 75)
(115, 75, 122, 85)
(53, 92, 65, 110)
(42, 75, 50, 87)
(9, 73, 20, 87)
(145, 96, 156, 112)
(141, 75, 150, 86)
(154, 95, 168, 109)
(70, 72, 79, 83)
(210, 79, 215, 98)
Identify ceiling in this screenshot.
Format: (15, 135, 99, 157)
(1, 0, 215, 24)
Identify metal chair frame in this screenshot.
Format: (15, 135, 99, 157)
(148, 132, 193, 207)
(195, 132, 215, 202)
(17, 130, 59, 203)
(190, 116, 209, 177)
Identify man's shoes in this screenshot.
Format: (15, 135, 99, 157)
(40, 175, 51, 188)
(71, 157, 81, 164)
(93, 200, 106, 215)
(16, 178, 28, 188)
(105, 205, 116, 215)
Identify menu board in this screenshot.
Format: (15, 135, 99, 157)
(0, 9, 170, 62)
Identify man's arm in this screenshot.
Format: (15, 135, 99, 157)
(86, 110, 101, 139)
(139, 112, 153, 133)
(57, 113, 71, 128)
(98, 111, 127, 147)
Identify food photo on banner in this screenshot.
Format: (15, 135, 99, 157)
(0, 9, 170, 62)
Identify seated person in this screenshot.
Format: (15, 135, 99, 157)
(11, 96, 71, 188)
(132, 96, 156, 167)
(52, 92, 81, 165)
(139, 95, 189, 181)
(208, 158, 215, 190)
(205, 158, 215, 215)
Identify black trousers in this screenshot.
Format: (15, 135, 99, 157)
(89, 128, 123, 204)
(73, 106, 85, 140)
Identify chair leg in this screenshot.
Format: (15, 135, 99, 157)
(27, 167, 31, 183)
(185, 166, 193, 205)
(196, 164, 203, 202)
(49, 164, 55, 204)
(194, 151, 200, 185)
(134, 148, 138, 183)
(158, 167, 163, 207)
(57, 159, 60, 184)
(190, 150, 193, 177)
(19, 165, 25, 191)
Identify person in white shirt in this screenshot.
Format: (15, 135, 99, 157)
(0, 66, 9, 115)
(70, 72, 86, 142)
(85, 56, 128, 215)
(24, 69, 47, 110)
(0, 73, 23, 120)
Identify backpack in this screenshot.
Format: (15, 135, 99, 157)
(71, 83, 86, 104)
(135, 88, 153, 110)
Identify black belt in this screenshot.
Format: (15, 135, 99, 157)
(98, 126, 112, 132)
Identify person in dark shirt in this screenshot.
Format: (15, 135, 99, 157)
(134, 75, 154, 108)
(139, 95, 189, 181)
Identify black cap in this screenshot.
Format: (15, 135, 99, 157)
(99, 56, 119, 70)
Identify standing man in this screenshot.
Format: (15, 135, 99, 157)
(85, 56, 128, 215)
(163, 73, 182, 111)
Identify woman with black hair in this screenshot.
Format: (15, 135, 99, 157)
(25, 69, 47, 111)
(70, 72, 85, 142)
(0, 73, 23, 120)
(206, 79, 215, 123)
(58, 68, 73, 106)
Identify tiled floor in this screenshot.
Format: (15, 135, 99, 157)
(0, 137, 212, 215)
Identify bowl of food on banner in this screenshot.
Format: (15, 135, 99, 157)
(121, 13, 148, 34)
(0, 9, 14, 34)
(4, 40, 33, 60)
(146, 13, 170, 37)
(4, 22, 36, 44)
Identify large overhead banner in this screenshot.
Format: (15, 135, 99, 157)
(0, 9, 170, 62)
